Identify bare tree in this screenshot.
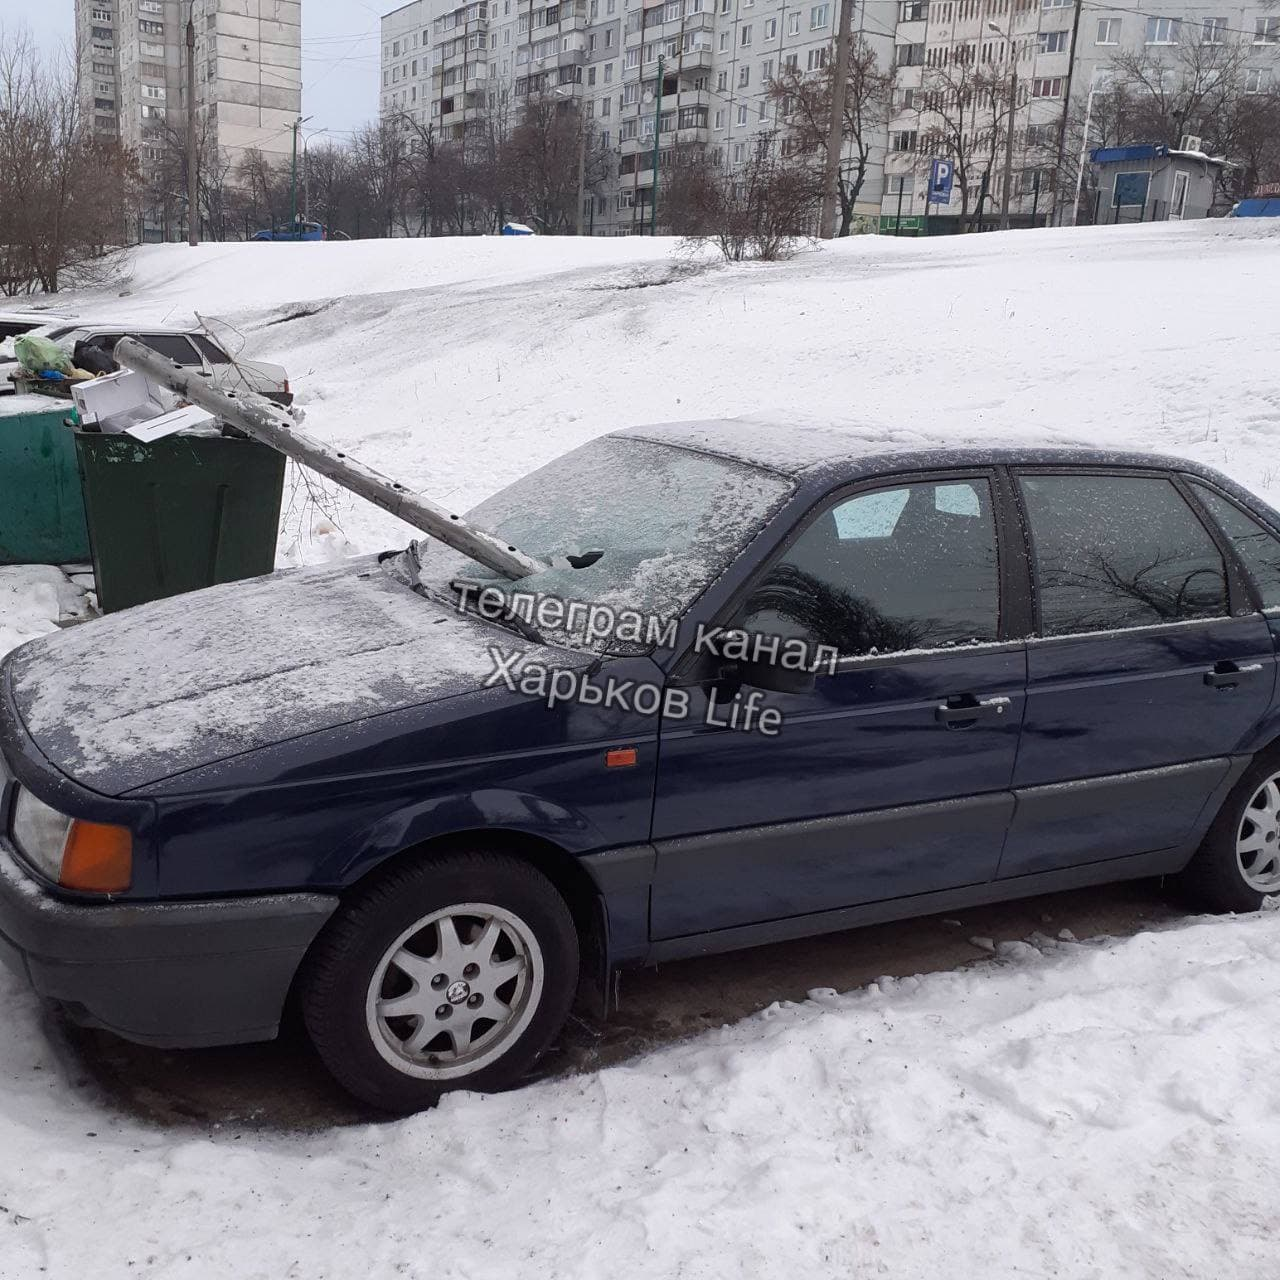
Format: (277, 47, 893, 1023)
(0, 28, 138, 293)
(667, 134, 822, 260)
(503, 92, 588, 232)
(917, 51, 1006, 228)
(767, 36, 894, 236)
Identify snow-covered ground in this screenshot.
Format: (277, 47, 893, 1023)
(2, 220, 1280, 1278)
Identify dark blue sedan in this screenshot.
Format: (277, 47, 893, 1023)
(3, 423, 1280, 1110)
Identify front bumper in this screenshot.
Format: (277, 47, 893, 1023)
(0, 841, 338, 1048)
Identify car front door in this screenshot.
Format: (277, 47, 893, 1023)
(998, 469, 1277, 879)
(649, 471, 1029, 941)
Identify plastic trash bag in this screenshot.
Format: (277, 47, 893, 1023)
(14, 335, 74, 377)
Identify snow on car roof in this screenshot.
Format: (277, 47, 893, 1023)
(616, 418, 1215, 483)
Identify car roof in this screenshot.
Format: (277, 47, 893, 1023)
(64, 323, 202, 336)
(616, 418, 1226, 486)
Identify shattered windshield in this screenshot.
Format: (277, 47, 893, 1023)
(407, 435, 795, 653)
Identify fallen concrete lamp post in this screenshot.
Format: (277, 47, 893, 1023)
(113, 337, 544, 582)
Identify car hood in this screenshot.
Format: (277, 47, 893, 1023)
(3, 558, 561, 796)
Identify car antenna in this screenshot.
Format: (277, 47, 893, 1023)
(112, 337, 544, 582)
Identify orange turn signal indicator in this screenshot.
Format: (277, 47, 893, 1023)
(605, 748, 638, 769)
(60, 821, 133, 894)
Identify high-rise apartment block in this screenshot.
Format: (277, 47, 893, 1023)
(381, 0, 1279, 233)
(76, 0, 302, 238)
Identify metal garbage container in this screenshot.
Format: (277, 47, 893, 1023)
(74, 431, 286, 614)
(0, 397, 91, 566)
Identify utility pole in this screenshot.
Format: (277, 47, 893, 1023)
(186, 3, 198, 247)
(1050, 0, 1085, 225)
(650, 55, 665, 235)
(819, 0, 855, 239)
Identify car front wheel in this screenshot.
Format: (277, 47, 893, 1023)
(1182, 755, 1280, 914)
(301, 852, 579, 1112)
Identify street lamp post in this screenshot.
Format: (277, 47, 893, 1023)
(186, 2, 198, 246)
(553, 86, 588, 235)
(290, 114, 314, 239)
(988, 20, 1018, 231)
(1071, 68, 1107, 226)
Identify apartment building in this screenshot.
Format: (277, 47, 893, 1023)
(76, 0, 302, 238)
(381, 0, 895, 233)
(884, 0, 1280, 229)
(383, 0, 1279, 233)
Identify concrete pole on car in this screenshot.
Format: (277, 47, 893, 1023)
(113, 338, 546, 582)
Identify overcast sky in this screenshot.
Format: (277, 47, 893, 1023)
(18, 1, 383, 138)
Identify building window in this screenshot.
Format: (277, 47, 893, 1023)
(783, 51, 798, 68)
(900, 0, 926, 17)
(606, 28, 614, 46)
(1038, 30, 1068, 52)
(899, 86, 916, 108)
(740, 23, 752, 44)
(891, 129, 918, 151)
(1026, 121, 1056, 145)
(604, 62, 613, 81)
(764, 17, 777, 37)
(717, 69, 729, 89)
(895, 42, 925, 65)
(807, 46, 828, 68)
(720, 31, 730, 49)
(1245, 67, 1267, 92)
(1201, 16, 1226, 42)
(732, 141, 746, 161)
(762, 57, 773, 78)
(737, 103, 748, 122)
(715, 107, 726, 127)
(625, 47, 639, 67)
(142, 84, 165, 99)
(1032, 76, 1063, 96)
(1041, 0, 1070, 9)
(810, 3, 830, 27)
(1256, 16, 1280, 42)
(1145, 17, 1180, 43)
(1095, 17, 1120, 43)
(738, 63, 750, 84)
(788, 12, 800, 33)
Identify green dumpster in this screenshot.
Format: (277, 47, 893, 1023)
(74, 431, 286, 614)
(0, 396, 91, 565)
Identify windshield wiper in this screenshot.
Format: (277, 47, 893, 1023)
(448, 578, 545, 645)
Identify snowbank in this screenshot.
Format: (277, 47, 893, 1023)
(60, 219, 1280, 561)
(3, 911, 1279, 1277)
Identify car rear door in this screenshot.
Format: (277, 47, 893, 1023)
(998, 468, 1277, 879)
(649, 471, 1029, 941)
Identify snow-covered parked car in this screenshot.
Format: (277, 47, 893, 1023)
(3, 424, 1280, 1111)
(0, 322, 292, 405)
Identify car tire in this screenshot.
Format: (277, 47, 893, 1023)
(300, 851, 579, 1113)
(1180, 752, 1280, 914)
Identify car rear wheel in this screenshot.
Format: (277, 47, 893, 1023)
(1181, 755, 1280, 914)
(301, 852, 578, 1112)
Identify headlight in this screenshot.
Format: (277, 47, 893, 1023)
(11, 788, 132, 893)
(12, 788, 71, 881)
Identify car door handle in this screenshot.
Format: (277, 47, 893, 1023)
(935, 695, 1012, 726)
(1204, 661, 1264, 689)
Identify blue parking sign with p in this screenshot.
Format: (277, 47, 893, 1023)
(929, 158, 954, 205)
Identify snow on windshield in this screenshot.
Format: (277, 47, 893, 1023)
(415, 436, 794, 649)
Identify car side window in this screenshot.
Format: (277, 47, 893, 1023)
(191, 335, 233, 365)
(738, 478, 1000, 658)
(1192, 484, 1280, 611)
(139, 334, 201, 365)
(1019, 474, 1229, 636)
